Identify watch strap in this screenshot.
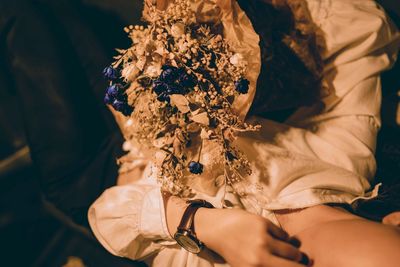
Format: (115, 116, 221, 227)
(176, 199, 214, 236)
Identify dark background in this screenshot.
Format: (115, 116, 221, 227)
(0, 0, 399, 266)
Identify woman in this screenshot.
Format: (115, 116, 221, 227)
(88, 0, 400, 266)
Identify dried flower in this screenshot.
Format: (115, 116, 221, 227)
(104, 93, 113, 105)
(103, 66, 119, 81)
(160, 65, 180, 83)
(103, 0, 260, 196)
(145, 64, 162, 78)
(188, 161, 203, 174)
(112, 98, 133, 116)
(152, 80, 169, 95)
(179, 73, 197, 88)
(171, 23, 185, 38)
(229, 53, 246, 66)
(121, 64, 140, 81)
(106, 84, 121, 98)
(157, 92, 171, 103)
(235, 78, 250, 94)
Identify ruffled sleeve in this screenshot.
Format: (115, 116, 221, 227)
(88, 180, 175, 260)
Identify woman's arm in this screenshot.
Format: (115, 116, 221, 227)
(165, 195, 308, 267)
(89, 179, 307, 266)
(90, 168, 307, 266)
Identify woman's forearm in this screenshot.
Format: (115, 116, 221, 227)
(164, 194, 218, 247)
(164, 195, 305, 266)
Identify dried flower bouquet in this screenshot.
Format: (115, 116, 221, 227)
(103, 0, 260, 196)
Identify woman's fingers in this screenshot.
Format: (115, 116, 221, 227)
(266, 221, 290, 241)
(269, 239, 304, 262)
(266, 222, 310, 264)
(268, 255, 308, 267)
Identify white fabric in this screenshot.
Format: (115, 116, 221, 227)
(88, 0, 400, 266)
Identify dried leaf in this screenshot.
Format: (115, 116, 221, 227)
(187, 123, 201, 133)
(191, 108, 201, 116)
(154, 46, 167, 57)
(189, 102, 200, 111)
(171, 59, 178, 67)
(173, 138, 183, 157)
(153, 136, 174, 148)
(170, 94, 190, 113)
(200, 128, 211, 139)
(115, 48, 126, 54)
(191, 112, 210, 126)
(136, 56, 147, 71)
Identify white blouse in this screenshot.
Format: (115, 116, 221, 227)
(88, 0, 400, 266)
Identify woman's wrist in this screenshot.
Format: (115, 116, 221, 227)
(164, 195, 219, 245)
(164, 195, 189, 236)
(164, 194, 223, 253)
(194, 207, 222, 251)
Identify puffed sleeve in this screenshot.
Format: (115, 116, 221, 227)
(281, 0, 400, 174)
(236, 1, 400, 210)
(88, 178, 176, 260)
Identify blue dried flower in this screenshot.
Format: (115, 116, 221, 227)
(153, 80, 185, 102)
(188, 161, 203, 174)
(106, 84, 121, 98)
(157, 92, 171, 103)
(112, 99, 126, 111)
(112, 99, 133, 116)
(154, 66, 196, 101)
(121, 105, 134, 116)
(153, 80, 169, 95)
(103, 66, 119, 81)
(166, 88, 173, 94)
(179, 73, 197, 89)
(160, 65, 180, 83)
(116, 93, 128, 102)
(168, 84, 185, 95)
(235, 78, 250, 94)
(104, 93, 113, 105)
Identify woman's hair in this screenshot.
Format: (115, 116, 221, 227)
(237, 0, 324, 119)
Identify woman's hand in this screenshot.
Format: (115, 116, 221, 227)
(165, 195, 308, 267)
(195, 208, 308, 267)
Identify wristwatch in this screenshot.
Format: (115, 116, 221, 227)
(174, 199, 214, 254)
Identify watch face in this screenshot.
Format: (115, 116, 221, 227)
(174, 232, 202, 254)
